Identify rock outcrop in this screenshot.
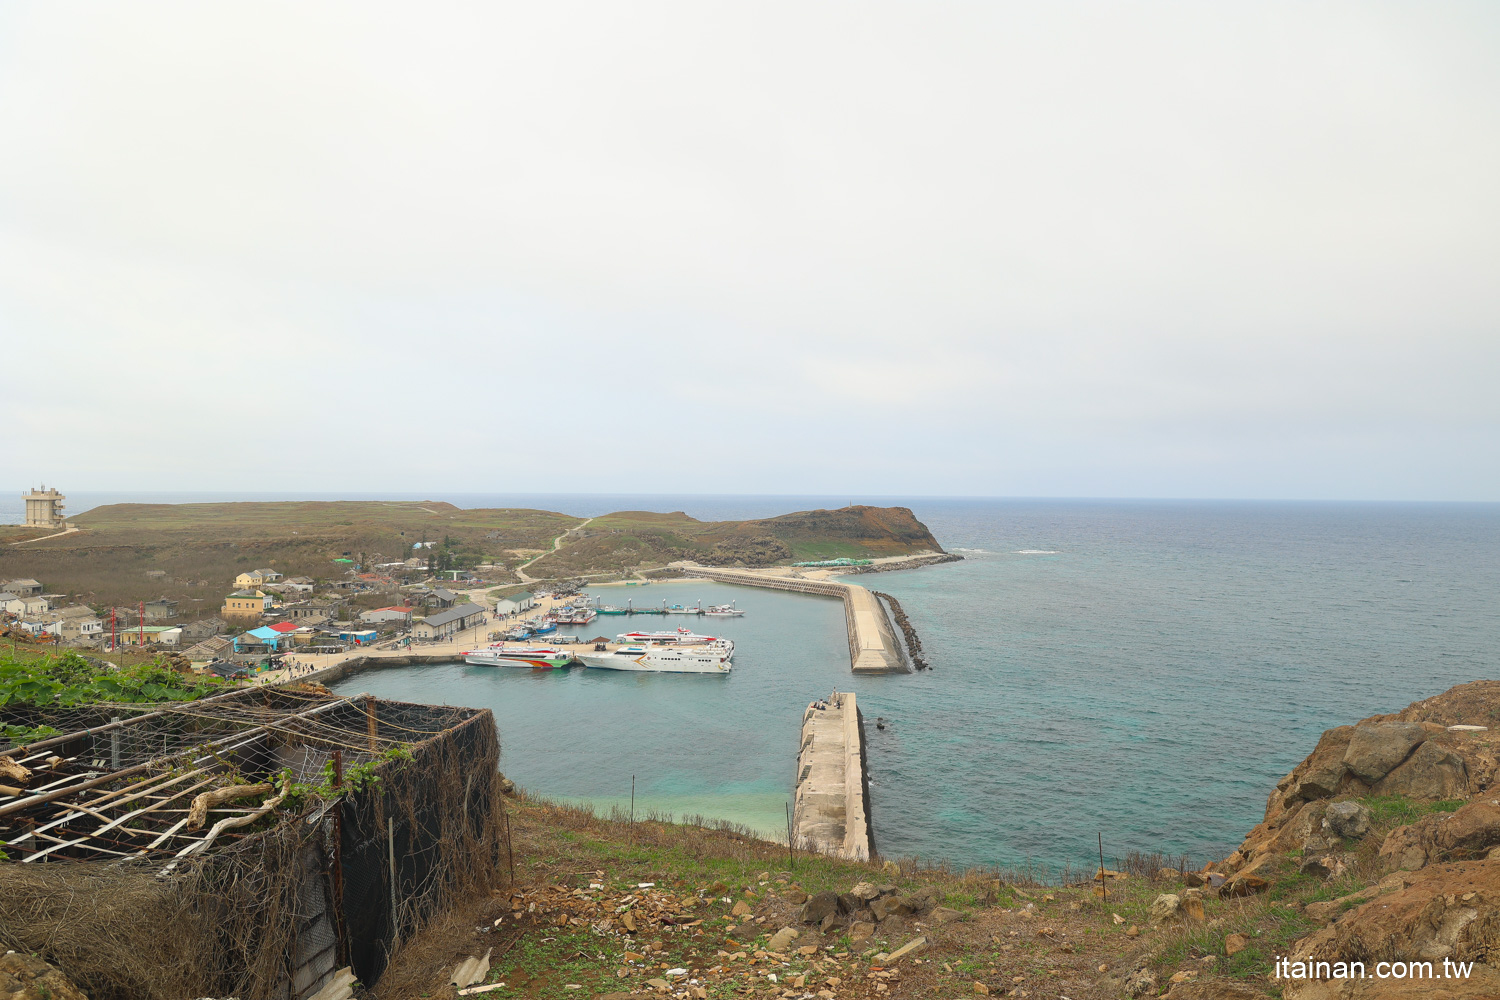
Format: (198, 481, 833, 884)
(0, 951, 90, 1000)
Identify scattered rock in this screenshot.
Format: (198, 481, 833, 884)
(767, 927, 798, 952)
(849, 882, 880, 901)
(884, 936, 927, 963)
(0, 952, 90, 1000)
(782, 889, 808, 905)
(1156, 867, 1181, 881)
(1322, 800, 1373, 839)
(731, 900, 752, 917)
(1125, 924, 1140, 937)
(799, 891, 843, 925)
(973, 982, 989, 995)
(1299, 852, 1344, 880)
(1224, 932, 1250, 956)
(1370, 741, 1468, 800)
(1123, 967, 1158, 998)
(820, 913, 841, 934)
(1148, 893, 1182, 924)
(1283, 726, 1356, 807)
(1343, 723, 1430, 783)
(1291, 862, 1492, 967)
(930, 907, 966, 925)
(1180, 891, 1205, 922)
(848, 921, 875, 943)
(1380, 799, 1500, 872)
(1163, 982, 1264, 999)
(497, 773, 517, 796)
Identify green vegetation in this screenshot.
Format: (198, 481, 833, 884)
(277, 744, 414, 812)
(1359, 794, 1466, 828)
(0, 650, 223, 711)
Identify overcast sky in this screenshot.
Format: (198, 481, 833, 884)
(2, 2, 1496, 500)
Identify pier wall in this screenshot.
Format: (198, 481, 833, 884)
(680, 568, 907, 674)
(792, 691, 871, 860)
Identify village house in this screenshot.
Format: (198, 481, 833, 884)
(277, 576, 315, 594)
(232, 623, 300, 654)
(50, 605, 104, 644)
(233, 570, 265, 590)
(359, 606, 412, 625)
(222, 590, 270, 621)
(411, 603, 486, 641)
(177, 617, 226, 643)
(183, 635, 233, 668)
(111, 625, 183, 647)
(144, 598, 180, 621)
(288, 599, 343, 620)
(1, 592, 50, 617)
(493, 591, 535, 615)
(1, 578, 44, 598)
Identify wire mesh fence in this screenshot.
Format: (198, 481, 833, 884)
(0, 689, 507, 1000)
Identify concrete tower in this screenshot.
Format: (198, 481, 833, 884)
(22, 485, 65, 528)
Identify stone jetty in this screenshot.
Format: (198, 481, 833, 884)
(792, 691, 871, 860)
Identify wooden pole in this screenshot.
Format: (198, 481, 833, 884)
(785, 801, 794, 871)
(1098, 832, 1107, 904)
(388, 815, 400, 948)
(365, 695, 379, 752)
(629, 774, 635, 843)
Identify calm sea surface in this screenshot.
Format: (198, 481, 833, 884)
(10, 492, 1497, 871)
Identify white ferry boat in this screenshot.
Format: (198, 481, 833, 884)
(577, 644, 732, 674)
(704, 602, 744, 617)
(464, 645, 574, 669)
(616, 627, 733, 653)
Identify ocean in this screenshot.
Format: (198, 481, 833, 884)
(10, 491, 1498, 872)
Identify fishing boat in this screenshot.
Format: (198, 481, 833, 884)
(504, 627, 532, 641)
(596, 604, 629, 615)
(704, 602, 744, 617)
(464, 645, 574, 669)
(576, 644, 731, 674)
(530, 620, 557, 635)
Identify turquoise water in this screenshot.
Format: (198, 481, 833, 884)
(338, 500, 1500, 874)
(336, 580, 854, 838)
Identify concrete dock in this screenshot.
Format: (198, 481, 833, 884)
(792, 691, 871, 860)
(681, 567, 908, 673)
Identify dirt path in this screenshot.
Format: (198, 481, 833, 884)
(9, 525, 79, 546)
(514, 517, 593, 583)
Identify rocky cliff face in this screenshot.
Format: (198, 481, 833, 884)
(1209, 680, 1500, 998)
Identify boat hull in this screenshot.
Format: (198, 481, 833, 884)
(465, 651, 574, 668)
(576, 650, 731, 674)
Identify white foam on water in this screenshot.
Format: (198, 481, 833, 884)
(1015, 549, 1060, 554)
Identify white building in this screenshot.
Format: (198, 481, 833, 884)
(494, 591, 535, 615)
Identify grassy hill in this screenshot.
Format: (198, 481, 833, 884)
(525, 506, 943, 577)
(0, 501, 580, 610)
(0, 502, 942, 609)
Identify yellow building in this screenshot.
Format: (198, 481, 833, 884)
(234, 570, 265, 590)
(222, 590, 268, 621)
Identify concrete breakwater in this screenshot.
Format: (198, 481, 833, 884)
(792, 691, 872, 860)
(301, 653, 455, 687)
(680, 567, 908, 674)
